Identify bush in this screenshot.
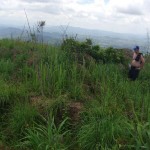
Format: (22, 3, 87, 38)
(61, 38, 127, 64)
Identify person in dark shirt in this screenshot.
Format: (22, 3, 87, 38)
(128, 46, 145, 81)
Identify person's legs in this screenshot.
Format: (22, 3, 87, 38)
(128, 66, 140, 81)
(128, 66, 135, 80)
(131, 67, 140, 81)
(134, 69, 140, 80)
(131, 67, 136, 81)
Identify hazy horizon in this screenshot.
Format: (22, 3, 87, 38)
(0, 0, 150, 35)
(0, 24, 146, 37)
(0, 24, 148, 52)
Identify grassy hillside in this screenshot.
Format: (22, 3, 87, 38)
(0, 38, 150, 150)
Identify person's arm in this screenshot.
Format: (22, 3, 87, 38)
(132, 52, 136, 60)
(140, 55, 145, 69)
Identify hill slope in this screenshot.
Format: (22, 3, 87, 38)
(0, 38, 150, 149)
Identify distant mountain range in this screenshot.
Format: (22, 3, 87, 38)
(0, 25, 149, 52)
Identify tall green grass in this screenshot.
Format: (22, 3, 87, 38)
(77, 100, 126, 149)
(0, 38, 150, 149)
(0, 79, 28, 106)
(19, 115, 69, 150)
(0, 59, 14, 80)
(9, 103, 39, 135)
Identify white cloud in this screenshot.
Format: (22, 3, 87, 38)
(20, 0, 61, 3)
(0, 0, 150, 34)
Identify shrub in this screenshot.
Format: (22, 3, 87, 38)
(19, 116, 69, 150)
(61, 38, 126, 64)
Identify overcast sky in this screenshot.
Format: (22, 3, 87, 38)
(0, 0, 150, 34)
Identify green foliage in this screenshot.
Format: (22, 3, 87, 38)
(0, 38, 149, 149)
(61, 38, 127, 65)
(139, 63, 150, 81)
(19, 116, 69, 150)
(77, 101, 127, 149)
(126, 122, 150, 149)
(0, 59, 14, 79)
(0, 79, 19, 107)
(101, 47, 126, 64)
(0, 80, 27, 106)
(9, 103, 39, 136)
(0, 79, 14, 105)
(0, 38, 15, 50)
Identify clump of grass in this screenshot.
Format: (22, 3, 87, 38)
(77, 100, 129, 149)
(0, 79, 28, 106)
(0, 79, 18, 105)
(19, 115, 70, 150)
(0, 59, 15, 80)
(0, 102, 39, 148)
(9, 103, 39, 136)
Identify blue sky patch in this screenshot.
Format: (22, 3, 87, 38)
(104, 0, 109, 4)
(77, 0, 94, 4)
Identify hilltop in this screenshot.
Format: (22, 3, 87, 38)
(0, 38, 150, 149)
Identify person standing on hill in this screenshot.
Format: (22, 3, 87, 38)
(128, 46, 145, 81)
